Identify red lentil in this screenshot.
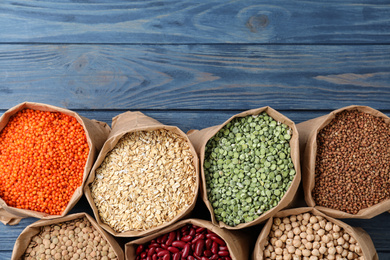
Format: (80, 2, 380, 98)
(0, 108, 89, 215)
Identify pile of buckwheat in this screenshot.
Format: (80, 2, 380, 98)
(22, 217, 117, 260)
(90, 129, 197, 232)
(314, 109, 390, 214)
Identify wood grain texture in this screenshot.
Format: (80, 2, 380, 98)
(0, 0, 389, 44)
(0, 44, 390, 111)
(1, 0, 390, 257)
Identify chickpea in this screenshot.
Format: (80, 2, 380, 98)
(274, 218, 282, 225)
(302, 249, 311, 257)
(333, 224, 341, 232)
(292, 239, 301, 248)
(275, 240, 283, 248)
(325, 222, 333, 232)
(287, 245, 295, 254)
(309, 216, 318, 224)
(275, 229, 283, 237)
(305, 242, 313, 250)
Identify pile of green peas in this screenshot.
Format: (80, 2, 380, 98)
(204, 112, 296, 226)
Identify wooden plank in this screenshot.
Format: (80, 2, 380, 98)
(0, 0, 389, 44)
(43, 110, 390, 132)
(0, 44, 390, 111)
(0, 109, 335, 134)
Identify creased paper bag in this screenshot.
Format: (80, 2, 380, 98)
(252, 207, 378, 260)
(84, 111, 200, 237)
(11, 212, 124, 260)
(0, 102, 110, 223)
(297, 105, 390, 219)
(125, 218, 250, 260)
(188, 106, 301, 230)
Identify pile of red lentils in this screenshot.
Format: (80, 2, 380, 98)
(0, 109, 89, 215)
(313, 109, 390, 214)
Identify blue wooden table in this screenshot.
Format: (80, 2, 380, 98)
(1, 1, 390, 259)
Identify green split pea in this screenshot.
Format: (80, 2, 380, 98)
(204, 112, 296, 226)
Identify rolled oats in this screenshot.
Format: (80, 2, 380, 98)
(90, 129, 197, 233)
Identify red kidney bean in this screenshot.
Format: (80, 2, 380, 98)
(136, 245, 144, 255)
(168, 246, 180, 254)
(181, 235, 193, 242)
(196, 227, 206, 233)
(192, 234, 205, 244)
(205, 238, 213, 249)
(166, 231, 176, 246)
(195, 239, 205, 256)
(204, 249, 213, 257)
(211, 242, 218, 255)
(172, 252, 181, 260)
(207, 234, 226, 246)
(218, 251, 229, 257)
(182, 243, 191, 258)
(193, 254, 202, 260)
(135, 224, 231, 260)
(176, 231, 182, 241)
(181, 225, 189, 233)
(147, 247, 155, 256)
(157, 250, 170, 257)
(161, 233, 169, 243)
(189, 228, 196, 237)
(150, 243, 160, 248)
(172, 241, 186, 248)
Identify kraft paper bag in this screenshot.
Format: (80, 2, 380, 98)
(11, 212, 124, 260)
(0, 102, 110, 223)
(252, 207, 378, 260)
(0, 206, 23, 225)
(297, 105, 390, 219)
(188, 106, 301, 230)
(84, 111, 200, 237)
(125, 218, 250, 260)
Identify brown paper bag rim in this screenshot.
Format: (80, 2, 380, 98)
(190, 106, 301, 229)
(0, 102, 110, 220)
(84, 111, 200, 237)
(252, 207, 378, 260)
(125, 218, 250, 260)
(302, 105, 390, 218)
(11, 212, 124, 260)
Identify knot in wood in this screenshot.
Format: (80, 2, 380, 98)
(246, 15, 269, 32)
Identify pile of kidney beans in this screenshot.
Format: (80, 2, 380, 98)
(135, 224, 231, 260)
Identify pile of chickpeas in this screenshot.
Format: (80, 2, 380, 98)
(263, 213, 363, 260)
